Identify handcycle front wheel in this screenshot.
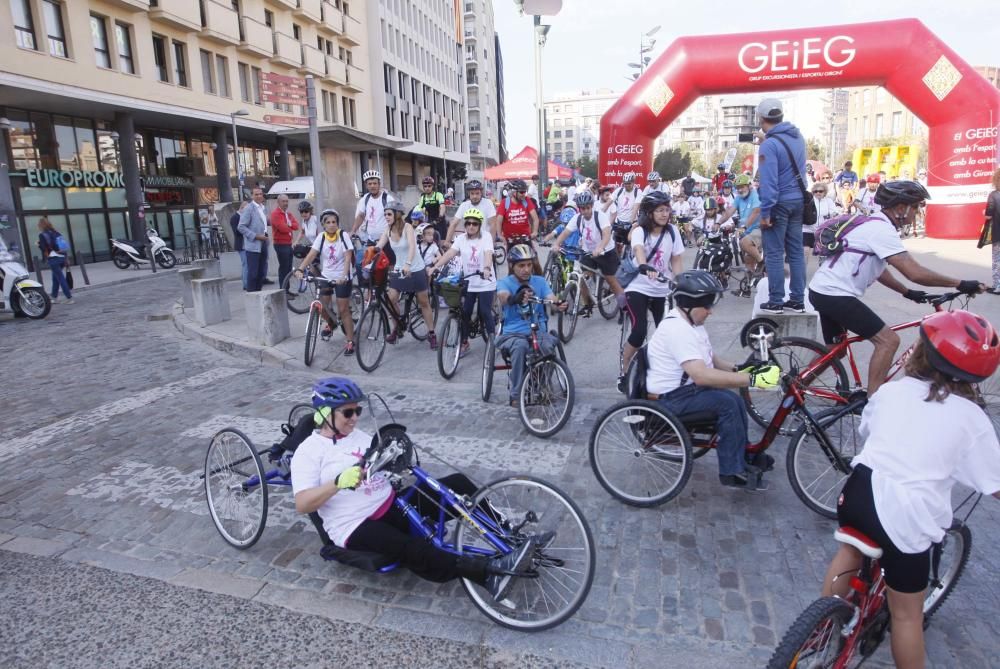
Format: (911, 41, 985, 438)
(455, 475, 595, 632)
(204, 428, 268, 549)
(766, 596, 853, 669)
(786, 407, 863, 519)
(589, 399, 693, 507)
(519, 357, 574, 439)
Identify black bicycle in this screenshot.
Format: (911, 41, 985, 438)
(436, 272, 497, 380)
(355, 265, 437, 372)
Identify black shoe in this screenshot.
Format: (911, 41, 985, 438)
(720, 467, 768, 491)
(485, 538, 536, 601)
(846, 390, 868, 415)
(746, 451, 775, 472)
(579, 304, 594, 318)
(262, 278, 275, 285)
(759, 301, 784, 314)
(616, 374, 628, 395)
(783, 300, 806, 313)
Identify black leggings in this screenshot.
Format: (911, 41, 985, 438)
(461, 290, 496, 342)
(346, 473, 486, 583)
(625, 291, 666, 348)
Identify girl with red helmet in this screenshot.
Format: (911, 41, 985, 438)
(818, 310, 1000, 668)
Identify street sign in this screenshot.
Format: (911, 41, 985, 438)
(264, 115, 309, 127)
(263, 72, 306, 87)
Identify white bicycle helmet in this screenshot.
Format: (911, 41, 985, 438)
(362, 170, 382, 182)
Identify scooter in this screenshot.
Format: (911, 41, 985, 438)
(110, 227, 177, 270)
(0, 237, 50, 319)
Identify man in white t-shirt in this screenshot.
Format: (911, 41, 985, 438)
(552, 191, 624, 309)
(446, 179, 498, 246)
(645, 270, 780, 490)
(612, 174, 641, 227)
(352, 170, 395, 243)
(808, 180, 983, 397)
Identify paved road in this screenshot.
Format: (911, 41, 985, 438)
(2, 239, 1000, 668)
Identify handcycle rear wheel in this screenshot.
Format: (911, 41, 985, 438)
(482, 335, 495, 401)
(204, 428, 268, 549)
(924, 520, 972, 622)
(557, 280, 580, 343)
(519, 358, 574, 438)
(355, 304, 389, 372)
(787, 407, 863, 519)
(766, 596, 853, 669)
(455, 475, 595, 632)
(287, 403, 314, 430)
(304, 307, 321, 367)
(437, 312, 462, 379)
(589, 400, 693, 507)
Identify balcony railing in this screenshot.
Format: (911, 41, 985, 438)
(294, 0, 322, 22)
(239, 17, 273, 57)
(299, 44, 325, 75)
(319, 1, 343, 34)
(325, 54, 347, 84)
(149, 0, 200, 31)
(200, 0, 240, 45)
(342, 14, 362, 46)
(271, 32, 303, 67)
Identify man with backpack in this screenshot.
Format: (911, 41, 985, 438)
(808, 180, 984, 397)
(495, 179, 539, 247)
(352, 170, 395, 244)
(610, 173, 642, 249)
(37, 217, 73, 304)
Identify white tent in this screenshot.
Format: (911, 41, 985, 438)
(689, 172, 713, 184)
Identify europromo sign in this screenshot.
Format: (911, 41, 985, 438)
(25, 168, 125, 189)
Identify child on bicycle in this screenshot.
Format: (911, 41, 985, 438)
(495, 245, 567, 408)
(416, 223, 441, 267)
(291, 377, 536, 600)
(293, 209, 356, 356)
(819, 310, 1000, 669)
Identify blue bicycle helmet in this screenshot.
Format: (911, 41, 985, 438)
(312, 377, 365, 410)
(508, 243, 536, 264)
(410, 210, 426, 222)
(574, 191, 594, 206)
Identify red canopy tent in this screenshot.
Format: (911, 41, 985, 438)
(484, 146, 573, 181)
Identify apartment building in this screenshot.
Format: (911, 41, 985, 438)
(0, 0, 384, 263)
(653, 95, 719, 164)
(367, 0, 469, 190)
(460, 0, 499, 178)
(543, 89, 618, 165)
(493, 32, 506, 163)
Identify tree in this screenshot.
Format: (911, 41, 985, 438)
(653, 147, 691, 181)
(571, 156, 598, 179)
(447, 164, 467, 183)
(805, 137, 825, 161)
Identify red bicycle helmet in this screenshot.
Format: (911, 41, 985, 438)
(919, 310, 1000, 383)
(866, 173, 881, 184)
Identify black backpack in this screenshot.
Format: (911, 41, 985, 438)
(362, 191, 389, 209)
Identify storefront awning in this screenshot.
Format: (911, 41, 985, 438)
(277, 125, 411, 153)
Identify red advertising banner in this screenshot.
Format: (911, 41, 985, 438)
(600, 19, 1000, 239)
(263, 72, 306, 87)
(264, 115, 310, 127)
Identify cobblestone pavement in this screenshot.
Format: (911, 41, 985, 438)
(2, 253, 1000, 668)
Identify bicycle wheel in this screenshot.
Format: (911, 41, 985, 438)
(426, 281, 440, 329)
(437, 313, 462, 379)
(976, 370, 1000, 439)
(287, 403, 314, 429)
(455, 476, 595, 632)
(766, 597, 854, 669)
(519, 358, 574, 438)
(349, 285, 365, 324)
(281, 273, 312, 315)
(354, 304, 388, 372)
(545, 257, 563, 295)
(304, 307, 321, 367)
(590, 400, 693, 506)
(596, 277, 618, 320)
(923, 520, 972, 622)
(407, 296, 429, 341)
(557, 281, 580, 343)
(787, 407, 863, 519)
(741, 336, 850, 436)
(618, 313, 632, 376)
(482, 335, 495, 402)
(204, 428, 268, 549)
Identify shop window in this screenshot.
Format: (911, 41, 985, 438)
(42, 0, 67, 58)
(90, 14, 111, 68)
(11, 0, 37, 50)
(116, 22, 135, 74)
(5, 110, 40, 169)
(105, 189, 127, 208)
(19, 187, 65, 211)
(65, 188, 104, 209)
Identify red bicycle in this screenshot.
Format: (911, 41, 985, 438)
(767, 493, 979, 668)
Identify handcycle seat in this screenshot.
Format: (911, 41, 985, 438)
(309, 512, 397, 572)
(676, 411, 718, 433)
(834, 526, 883, 560)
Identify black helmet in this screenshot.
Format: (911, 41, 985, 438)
(717, 163, 726, 170)
(298, 200, 313, 213)
(510, 179, 528, 192)
(574, 191, 594, 206)
(673, 270, 725, 309)
(639, 190, 672, 217)
(874, 180, 930, 209)
(466, 179, 483, 191)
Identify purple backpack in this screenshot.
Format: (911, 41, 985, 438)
(813, 213, 879, 276)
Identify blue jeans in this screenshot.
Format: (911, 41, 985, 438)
(656, 385, 748, 476)
(239, 250, 248, 290)
(48, 256, 72, 299)
(762, 200, 806, 303)
(461, 290, 495, 342)
(497, 331, 559, 401)
(245, 247, 268, 292)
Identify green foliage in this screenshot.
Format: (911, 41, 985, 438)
(653, 148, 691, 181)
(571, 155, 598, 179)
(805, 137, 825, 161)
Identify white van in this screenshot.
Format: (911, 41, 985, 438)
(266, 177, 314, 214)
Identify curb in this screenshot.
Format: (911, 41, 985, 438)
(170, 302, 295, 368)
(73, 267, 179, 293)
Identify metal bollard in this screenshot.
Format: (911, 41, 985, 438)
(74, 251, 91, 285)
(33, 256, 44, 284)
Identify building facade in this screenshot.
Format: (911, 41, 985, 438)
(493, 31, 507, 163)
(461, 0, 500, 178)
(1, 0, 377, 264)
(543, 89, 618, 165)
(653, 95, 719, 165)
(844, 85, 927, 153)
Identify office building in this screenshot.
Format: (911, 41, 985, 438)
(461, 0, 500, 178)
(543, 89, 618, 164)
(494, 32, 507, 163)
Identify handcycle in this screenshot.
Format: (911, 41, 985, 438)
(435, 271, 499, 380)
(767, 492, 979, 668)
(589, 343, 865, 517)
(482, 296, 574, 439)
(301, 274, 363, 367)
(201, 395, 595, 631)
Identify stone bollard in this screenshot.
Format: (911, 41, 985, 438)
(752, 277, 820, 340)
(244, 289, 291, 346)
(191, 277, 231, 326)
(193, 258, 222, 278)
(178, 267, 205, 308)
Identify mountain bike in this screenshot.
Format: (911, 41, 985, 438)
(284, 265, 363, 320)
(617, 273, 674, 378)
(303, 276, 356, 367)
(354, 268, 436, 373)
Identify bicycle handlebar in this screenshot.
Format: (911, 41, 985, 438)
(926, 290, 976, 307)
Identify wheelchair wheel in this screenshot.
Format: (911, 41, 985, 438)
(455, 475, 595, 632)
(437, 313, 462, 380)
(588, 400, 693, 507)
(287, 403, 314, 430)
(482, 335, 495, 402)
(204, 428, 268, 549)
(519, 358, 574, 439)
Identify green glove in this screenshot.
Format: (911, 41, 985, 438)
(336, 465, 363, 490)
(748, 364, 781, 389)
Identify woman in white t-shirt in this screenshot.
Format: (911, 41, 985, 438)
(375, 203, 437, 350)
(820, 310, 1000, 669)
(428, 207, 497, 357)
(619, 191, 685, 390)
(293, 209, 356, 356)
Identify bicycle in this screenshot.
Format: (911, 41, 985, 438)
(482, 296, 575, 438)
(617, 273, 674, 379)
(354, 264, 437, 373)
(767, 493, 979, 668)
(202, 396, 595, 631)
(303, 275, 356, 367)
(283, 265, 363, 321)
(435, 271, 498, 380)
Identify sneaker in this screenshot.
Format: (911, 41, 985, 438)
(783, 300, 806, 313)
(616, 374, 627, 395)
(262, 278, 275, 285)
(428, 331, 438, 350)
(459, 340, 471, 358)
(485, 538, 536, 601)
(759, 301, 784, 314)
(720, 467, 769, 491)
(64, 299, 75, 304)
(343, 341, 355, 357)
(50, 296, 59, 304)
(386, 329, 400, 345)
(579, 304, 594, 318)
(988, 287, 1000, 296)
(509, 398, 519, 409)
(321, 325, 333, 341)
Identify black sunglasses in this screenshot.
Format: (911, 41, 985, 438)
(336, 406, 364, 419)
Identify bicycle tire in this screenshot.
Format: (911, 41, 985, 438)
(589, 400, 693, 507)
(355, 304, 388, 372)
(519, 358, 574, 438)
(741, 336, 850, 436)
(282, 273, 312, 315)
(596, 277, 618, 320)
(482, 335, 495, 402)
(786, 406, 863, 519)
(455, 475, 595, 632)
(304, 307, 321, 367)
(767, 596, 854, 669)
(406, 296, 429, 341)
(557, 281, 580, 343)
(923, 520, 972, 622)
(426, 280, 440, 329)
(437, 313, 462, 379)
(545, 257, 563, 295)
(204, 428, 268, 549)
(349, 285, 364, 324)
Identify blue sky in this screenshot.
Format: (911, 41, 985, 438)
(492, 0, 1000, 151)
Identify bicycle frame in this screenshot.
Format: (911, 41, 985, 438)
(818, 558, 888, 668)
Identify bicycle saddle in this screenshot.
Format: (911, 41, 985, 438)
(834, 526, 883, 559)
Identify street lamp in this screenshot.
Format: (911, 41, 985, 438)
(515, 0, 562, 192)
(230, 109, 249, 198)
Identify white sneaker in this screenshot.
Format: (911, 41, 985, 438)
(50, 297, 59, 304)
(64, 299, 75, 304)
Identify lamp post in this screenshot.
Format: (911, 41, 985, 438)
(515, 0, 561, 193)
(627, 26, 660, 81)
(230, 109, 249, 198)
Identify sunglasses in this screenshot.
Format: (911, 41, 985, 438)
(336, 406, 364, 419)
(464, 220, 481, 226)
(812, 190, 825, 194)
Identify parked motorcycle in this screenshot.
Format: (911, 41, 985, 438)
(0, 238, 50, 319)
(110, 227, 176, 269)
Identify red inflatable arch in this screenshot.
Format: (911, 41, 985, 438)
(600, 19, 1000, 239)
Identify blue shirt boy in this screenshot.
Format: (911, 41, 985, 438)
(496, 273, 553, 335)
